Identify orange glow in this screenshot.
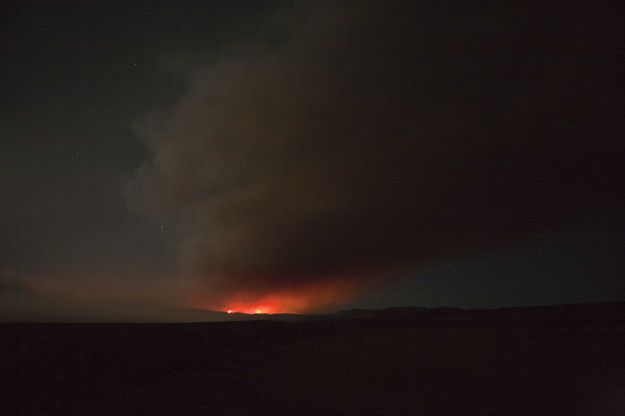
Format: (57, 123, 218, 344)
(199, 276, 370, 315)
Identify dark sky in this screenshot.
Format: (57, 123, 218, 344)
(1, 1, 624, 320)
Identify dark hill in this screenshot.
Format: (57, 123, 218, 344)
(1, 302, 624, 415)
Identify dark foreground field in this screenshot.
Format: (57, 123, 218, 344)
(1, 303, 624, 415)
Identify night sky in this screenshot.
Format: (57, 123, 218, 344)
(1, 1, 624, 320)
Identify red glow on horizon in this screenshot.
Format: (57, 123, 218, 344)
(222, 303, 277, 315)
(197, 277, 369, 315)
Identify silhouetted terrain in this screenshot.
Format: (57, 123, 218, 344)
(2, 302, 624, 415)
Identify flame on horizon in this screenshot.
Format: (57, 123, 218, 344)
(194, 277, 370, 315)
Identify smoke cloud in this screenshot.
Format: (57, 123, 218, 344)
(128, 2, 623, 312)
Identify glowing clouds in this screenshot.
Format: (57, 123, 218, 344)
(195, 277, 369, 314)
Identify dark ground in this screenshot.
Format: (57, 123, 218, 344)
(1, 303, 624, 415)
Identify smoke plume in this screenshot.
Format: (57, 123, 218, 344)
(128, 2, 623, 312)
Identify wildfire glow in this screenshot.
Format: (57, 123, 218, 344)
(201, 277, 370, 315)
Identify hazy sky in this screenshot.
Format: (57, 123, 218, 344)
(1, 1, 623, 320)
